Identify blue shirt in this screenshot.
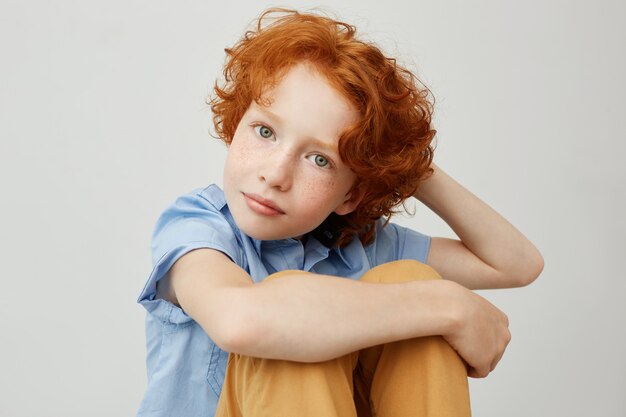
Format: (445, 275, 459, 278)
(136, 184, 431, 417)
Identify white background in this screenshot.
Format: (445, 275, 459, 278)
(1, 1, 624, 416)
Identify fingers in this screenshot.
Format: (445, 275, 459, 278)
(467, 368, 480, 378)
(470, 319, 511, 379)
(447, 286, 512, 379)
(491, 326, 511, 371)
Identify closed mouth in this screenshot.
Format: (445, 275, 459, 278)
(242, 193, 285, 215)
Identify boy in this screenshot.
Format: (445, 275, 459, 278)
(136, 8, 544, 417)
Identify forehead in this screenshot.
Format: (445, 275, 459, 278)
(251, 62, 360, 145)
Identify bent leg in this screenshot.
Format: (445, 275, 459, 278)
(215, 270, 359, 417)
(353, 260, 471, 417)
(216, 352, 359, 417)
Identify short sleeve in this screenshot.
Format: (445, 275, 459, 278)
(137, 186, 243, 324)
(367, 220, 431, 266)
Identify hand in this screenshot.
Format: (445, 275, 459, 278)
(443, 283, 512, 378)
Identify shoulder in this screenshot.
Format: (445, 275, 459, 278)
(139, 184, 246, 305)
(157, 184, 228, 224)
(150, 184, 245, 271)
(154, 184, 233, 237)
(364, 218, 431, 265)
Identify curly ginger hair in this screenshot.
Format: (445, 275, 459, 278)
(209, 8, 436, 246)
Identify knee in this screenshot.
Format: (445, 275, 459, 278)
(388, 335, 468, 378)
(263, 269, 314, 282)
(233, 351, 358, 382)
(360, 260, 442, 284)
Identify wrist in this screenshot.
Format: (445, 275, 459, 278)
(431, 279, 468, 337)
(407, 278, 464, 337)
(413, 163, 443, 201)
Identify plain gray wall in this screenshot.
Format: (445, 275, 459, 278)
(1, 0, 624, 416)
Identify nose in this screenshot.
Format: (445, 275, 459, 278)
(259, 149, 294, 191)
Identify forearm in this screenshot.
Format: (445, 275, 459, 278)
(172, 249, 508, 376)
(415, 164, 544, 287)
(223, 272, 459, 362)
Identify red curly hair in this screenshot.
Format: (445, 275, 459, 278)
(209, 8, 436, 246)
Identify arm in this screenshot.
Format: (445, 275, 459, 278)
(414, 163, 544, 290)
(159, 247, 510, 377)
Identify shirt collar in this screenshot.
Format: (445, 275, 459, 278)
(253, 234, 354, 272)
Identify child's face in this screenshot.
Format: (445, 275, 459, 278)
(223, 62, 362, 241)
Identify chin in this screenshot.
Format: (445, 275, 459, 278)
(238, 224, 290, 241)
(238, 222, 311, 242)
(231, 207, 319, 241)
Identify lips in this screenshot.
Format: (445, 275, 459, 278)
(243, 193, 285, 216)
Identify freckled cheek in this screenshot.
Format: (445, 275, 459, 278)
(299, 175, 341, 207)
(228, 138, 258, 170)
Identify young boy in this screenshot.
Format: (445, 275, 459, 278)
(136, 8, 544, 417)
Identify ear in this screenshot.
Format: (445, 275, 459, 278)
(334, 184, 365, 216)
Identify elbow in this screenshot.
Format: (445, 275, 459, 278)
(212, 308, 320, 363)
(512, 250, 545, 288)
(215, 313, 261, 354)
(207, 308, 258, 356)
(196, 290, 263, 354)
(524, 248, 545, 286)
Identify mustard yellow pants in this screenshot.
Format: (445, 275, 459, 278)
(215, 260, 471, 417)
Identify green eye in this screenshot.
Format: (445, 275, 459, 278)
(256, 125, 274, 139)
(309, 154, 329, 168)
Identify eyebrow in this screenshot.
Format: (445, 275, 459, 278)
(252, 104, 284, 124)
(251, 105, 340, 154)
